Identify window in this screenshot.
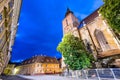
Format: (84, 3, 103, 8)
(46, 59, 49, 62)
(66, 19, 68, 26)
(9, 11, 13, 17)
(2, 42, 8, 53)
(32, 60, 34, 62)
(37, 64, 40, 67)
(0, 39, 2, 44)
(28, 61, 31, 63)
(0, 34, 6, 50)
(41, 59, 44, 62)
(9, 0, 14, 8)
(0, 26, 3, 33)
(0, 24, 4, 33)
(51, 59, 53, 62)
(94, 29, 110, 51)
(84, 39, 92, 53)
(0, 13, 2, 21)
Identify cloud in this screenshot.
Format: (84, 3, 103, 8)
(12, 59, 24, 63)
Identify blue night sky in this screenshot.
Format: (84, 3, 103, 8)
(11, 0, 103, 62)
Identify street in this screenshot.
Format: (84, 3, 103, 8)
(0, 75, 29, 80)
(0, 75, 81, 80)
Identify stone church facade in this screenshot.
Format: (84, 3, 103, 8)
(62, 8, 120, 68)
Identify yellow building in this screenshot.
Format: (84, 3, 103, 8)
(62, 8, 120, 68)
(0, 0, 22, 74)
(13, 65, 21, 75)
(17, 56, 62, 75)
(3, 63, 15, 75)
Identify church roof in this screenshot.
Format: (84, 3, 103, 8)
(78, 8, 99, 29)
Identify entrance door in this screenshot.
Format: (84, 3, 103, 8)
(94, 29, 110, 51)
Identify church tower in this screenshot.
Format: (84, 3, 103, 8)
(62, 8, 80, 68)
(62, 8, 80, 37)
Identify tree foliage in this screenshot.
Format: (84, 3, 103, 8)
(99, 0, 120, 33)
(57, 34, 93, 70)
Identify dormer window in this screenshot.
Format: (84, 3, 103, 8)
(46, 59, 49, 62)
(32, 60, 34, 62)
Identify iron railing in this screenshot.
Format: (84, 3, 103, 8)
(61, 68, 120, 80)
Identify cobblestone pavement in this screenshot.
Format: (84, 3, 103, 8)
(0, 75, 86, 80)
(19, 75, 81, 80)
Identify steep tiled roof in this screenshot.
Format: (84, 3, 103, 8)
(83, 10, 99, 24)
(22, 56, 59, 65)
(78, 8, 99, 29)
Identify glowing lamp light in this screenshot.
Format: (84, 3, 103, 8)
(13, 68, 19, 75)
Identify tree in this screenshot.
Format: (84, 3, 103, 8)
(57, 34, 93, 70)
(99, 0, 120, 33)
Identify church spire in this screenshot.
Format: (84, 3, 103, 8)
(65, 8, 73, 17)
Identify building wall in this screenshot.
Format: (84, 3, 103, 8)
(79, 14, 120, 67)
(18, 62, 61, 75)
(88, 16, 118, 50)
(0, 0, 21, 74)
(3, 64, 15, 75)
(79, 26, 97, 59)
(79, 15, 120, 57)
(41, 63, 60, 74)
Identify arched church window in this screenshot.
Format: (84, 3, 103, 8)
(94, 29, 110, 51)
(84, 39, 92, 53)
